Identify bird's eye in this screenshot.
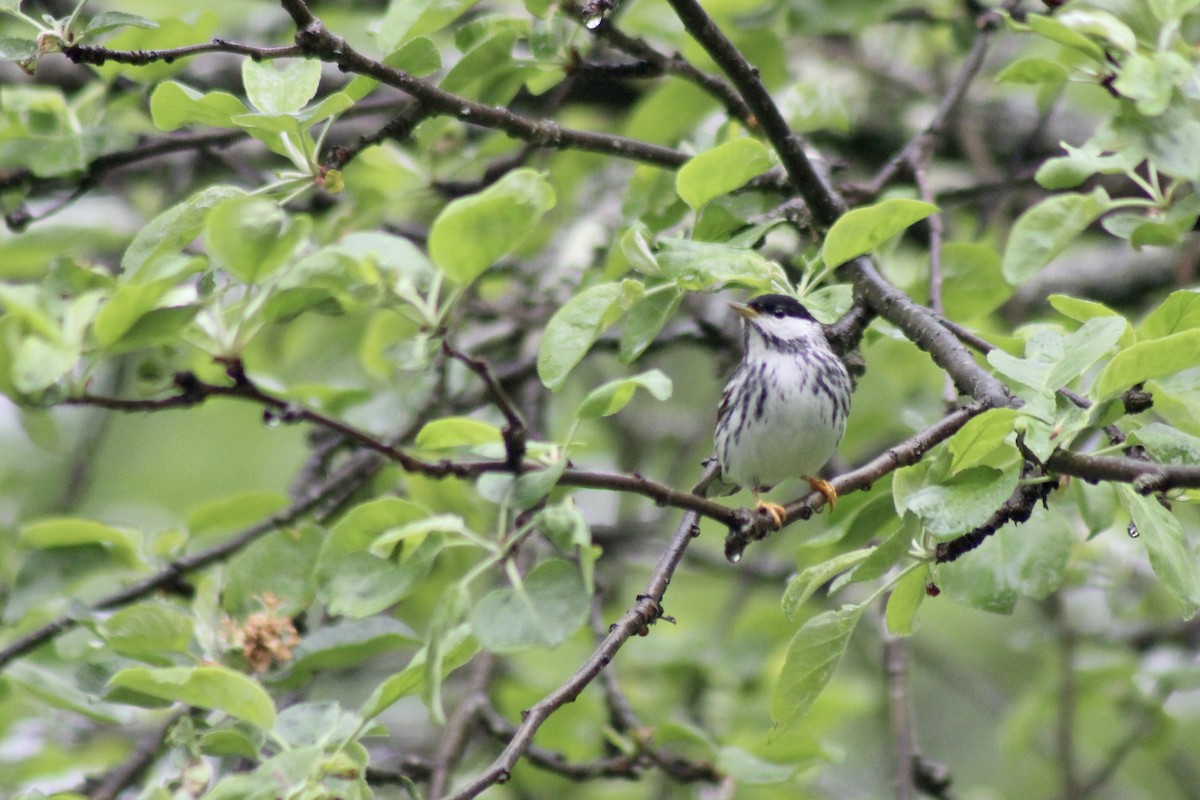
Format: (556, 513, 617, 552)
(773, 309, 785, 318)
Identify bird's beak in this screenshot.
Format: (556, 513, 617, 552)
(728, 302, 757, 319)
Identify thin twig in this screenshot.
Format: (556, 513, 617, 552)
(883, 631, 916, 800)
(85, 711, 184, 800)
(442, 464, 721, 799)
(664, 0, 844, 225)
(562, 0, 753, 124)
(443, 342, 527, 471)
(429, 652, 497, 799)
(0, 448, 383, 672)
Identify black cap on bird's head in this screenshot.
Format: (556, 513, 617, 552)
(728, 293, 816, 323)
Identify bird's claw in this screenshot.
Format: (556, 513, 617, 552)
(754, 501, 787, 529)
(806, 477, 838, 510)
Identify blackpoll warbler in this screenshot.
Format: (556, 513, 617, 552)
(715, 294, 852, 527)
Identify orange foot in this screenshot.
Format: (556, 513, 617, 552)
(754, 500, 787, 528)
(805, 477, 838, 511)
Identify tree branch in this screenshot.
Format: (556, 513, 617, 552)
(563, 0, 754, 124)
(0, 448, 382, 672)
(664, 0, 844, 225)
(442, 464, 719, 799)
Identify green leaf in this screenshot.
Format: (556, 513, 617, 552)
(283, 618, 418, 682)
(987, 317, 1126, 394)
(242, 59, 321, 114)
(107, 665, 276, 728)
(102, 603, 194, 660)
(92, 280, 173, 347)
(83, 11, 158, 37)
(1054, 9, 1137, 53)
(376, 0, 479, 52)
(149, 82, 247, 131)
(1024, 13, 1106, 60)
(574, 368, 672, 419)
(346, 38, 443, 100)
(369, 513, 472, 557)
(1094, 329, 1200, 400)
(1128, 422, 1200, 465)
(771, 603, 866, 734)
(1121, 488, 1200, 618)
(273, 701, 365, 749)
(1001, 188, 1111, 284)
(20, 517, 140, 559)
(781, 548, 874, 620)
(469, 559, 590, 653)
(510, 457, 566, 510)
(11, 335, 76, 394)
(122, 185, 244, 275)
(536, 282, 625, 391)
(619, 287, 682, 363)
(223, 526, 321, 617)
(821, 199, 937, 268)
(0, 37, 36, 62)
(1113, 52, 1191, 117)
(938, 508, 1071, 614)
(676, 138, 774, 209)
(1048, 294, 1123, 325)
(1139, 290, 1200, 339)
(655, 238, 781, 290)
(995, 56, 1069, 85)
(359, 625, 479, 720)
(185, 492, 288, 538)
(205, 196, 308, 284)
(428, 169, 556, 285)
(415, 417, 503, 450)
(6, 662, 121, 724)
(947, 408, 1019, 473)
(885, 565, 930, 635)
(851, 515, 917, 582)
(900, 465, 1020, 540)
(940, 242, 1011, 320)
(715, 746, 797, 784)
(316, 498, 445, 618)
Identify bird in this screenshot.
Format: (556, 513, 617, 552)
(714, 293, 852, 528)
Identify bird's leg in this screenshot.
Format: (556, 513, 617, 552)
(803, 476, 838, 510)
(752, 488, 787, 528)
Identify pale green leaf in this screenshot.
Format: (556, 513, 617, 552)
(771, 603, 866, 734)
(149, 82, 247, 131)
(469, 559, 590, 653)
(885, 565, 930, 635)
(536, 282, 625, 391)
(1094, 329, 1200, 400)
(369, 513, 472, 557)
(1122, 487, 1200, 618)
(900, 465, 1021, 540)
(939, 508, 1071, 614)
(242, 59, 321, 114)
(655, 239, 780, 290)
(108, 665, 276, 728)
(1128, 422, 1200, 465)
(781, 548, 874, 620)
(574, 369, 672, 419)
(122, 185, 244, 275)
(415, 417, 503, 450)
(948, 408, 1019, 473)
(359, 625, 478, 720)
(676, 138, 774, 209)
(428, 169, 555, 284)
(1139, 290, 1200, 339)
(715, 746, 797, 784)
(822, 199, 937, 267)
(1001, 188, 1111, 284)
